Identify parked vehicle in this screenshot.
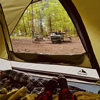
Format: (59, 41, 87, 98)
(51, 34, 62, 43)
(49, 32, 71, 43)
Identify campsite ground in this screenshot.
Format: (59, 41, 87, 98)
(11, 37, 85, 55)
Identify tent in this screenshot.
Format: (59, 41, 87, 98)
(0, 0, 100, 87)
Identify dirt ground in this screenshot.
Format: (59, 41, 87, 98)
(11, 37, 85, 55)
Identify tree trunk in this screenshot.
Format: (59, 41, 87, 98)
(38, 9, 43, 35)
(27, 11, 30, 34)
(22, 17, 27, 35)
(49, 16, 52, 32)
(31, 4, 34, 39)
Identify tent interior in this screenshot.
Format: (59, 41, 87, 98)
(0, 0, 100, 99)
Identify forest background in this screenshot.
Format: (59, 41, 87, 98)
(12, 0, 77, 38)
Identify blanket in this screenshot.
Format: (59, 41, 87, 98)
(0, 87, 59, 100)
(0, 70, 86, 94)
(1, 70, 99, 100)
(0, 87, 100, 100)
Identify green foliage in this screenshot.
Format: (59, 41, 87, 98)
(12, 0, 77, 37)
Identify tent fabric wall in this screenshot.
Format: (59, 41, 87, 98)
(0, 5, 11, 59)
(0, 23, 8, 59)
(72, 0, 100, 68)
(0, 0, 100, 77)
(59, 0, 100, 76)
(0, 0, 93, 68)
(0, 0, 32, 34)
(9, 52, 92, 68)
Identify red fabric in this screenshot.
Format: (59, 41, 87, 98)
(35, 91, 52, 100)
(35, 88, 77, 100)
(59, 88, 77, 100)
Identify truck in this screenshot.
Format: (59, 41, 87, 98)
(49, 31, 71, 43)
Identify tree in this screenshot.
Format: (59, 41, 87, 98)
(13, 0, 77, 37)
